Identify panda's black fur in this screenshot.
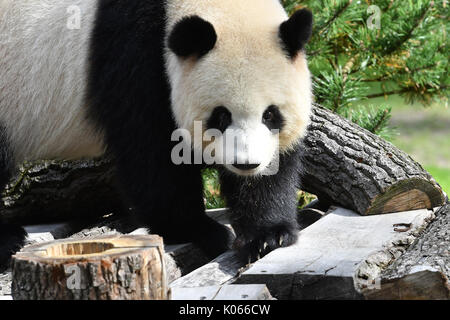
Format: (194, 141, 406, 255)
(87, 0, 232, 257)
(219, 149, 303, 262)
(0, 125, 27, 270)
(0, 0, 312, 270)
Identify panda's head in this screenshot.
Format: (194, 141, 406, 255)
(166, 4, 313, 176)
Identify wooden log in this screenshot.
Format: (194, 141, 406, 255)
(11, 235, 169, 300)
(357, 203, 450, 300)
(1, 158, 126, 225)
(2, 107, 445, 223)
(24, 223, 72, 240)
(301, 106, 446, 215)
(234, 207, 435, 300)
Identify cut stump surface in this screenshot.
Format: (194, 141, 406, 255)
(11, 235, 169, 300)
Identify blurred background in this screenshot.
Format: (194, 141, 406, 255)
(204, 0, 449, 209)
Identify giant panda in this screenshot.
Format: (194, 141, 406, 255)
(0, 0, 313, 269)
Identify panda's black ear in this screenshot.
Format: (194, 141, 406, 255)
(279, 9, 313, 59)
(168, 16, 217, 59)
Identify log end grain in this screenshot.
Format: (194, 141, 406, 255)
(368, 178, 445, 215)
(11, 235, 169, 300)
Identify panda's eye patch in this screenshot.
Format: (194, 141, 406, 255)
(263, 105, 284, 131)
(207, 106, 232, 133)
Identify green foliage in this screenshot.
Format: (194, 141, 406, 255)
(283, 0, 449, 137)
(343, 104, 393, 139)
(297, 191, 318, 209)
(425, 165, 450, 194)
(202, 168, 226, 209)
(387, 102, 450, 191)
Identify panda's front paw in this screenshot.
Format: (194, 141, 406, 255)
(233, 225, 298, 264)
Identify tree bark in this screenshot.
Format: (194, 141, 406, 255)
(301, 106, 446, 215)
(11, 235, 169, 300)
(358, 203, 450, 300)
(1, 158, 126, 225)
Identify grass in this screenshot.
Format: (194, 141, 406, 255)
(360, 94, 450, 193)
(425, 166, 450, 193)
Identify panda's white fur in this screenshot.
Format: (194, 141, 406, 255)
(165, 0, 312, 175)
(0, 0, 105, 164)
(0, 0, 311, 175)
(0, 0, 314, 267)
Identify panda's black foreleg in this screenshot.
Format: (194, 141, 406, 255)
(0, 132, 26, 272)
(0, 223, 27, 273)
(111, 144, 233, 259)
(219, 147, 303, 263)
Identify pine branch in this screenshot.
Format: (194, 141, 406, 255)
(367, 88, 416, 99)
(317, 0, 352, 35)
(383, 5, 431, 55)
(285, 0, 447, 137)
(360, 64, 438, 82)
(367, 84, 449, 99)
(371, 108, 390, 135)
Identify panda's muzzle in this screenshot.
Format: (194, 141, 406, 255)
(232, 163, 260, 171)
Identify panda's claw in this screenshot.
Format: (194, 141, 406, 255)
(235, 224, 299, 264)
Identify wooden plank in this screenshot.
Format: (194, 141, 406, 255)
(171, 286, 221, 300)
(24, 223, 74, 245)
(171, 251, 246, 288)
(358, 204, 449, 299)
(25, 232, 54, 245)
(214, 284, 273, 300)
(234, 207, 435, 299)
(170, 207, 325, 290)
(165, 243, 211, 284)
(24, 223, 69, 236)
(171, 285, 272, 300)
(206, 208, 231, 225)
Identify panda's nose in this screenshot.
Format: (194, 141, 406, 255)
(232, 163, 260, 171)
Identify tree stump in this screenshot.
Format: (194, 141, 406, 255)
(11, 235, 169, 300)
(301, 106, 446, 215)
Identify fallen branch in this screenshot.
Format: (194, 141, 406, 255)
(301, 106, 446, 215)
(1, 107, 445, 224)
